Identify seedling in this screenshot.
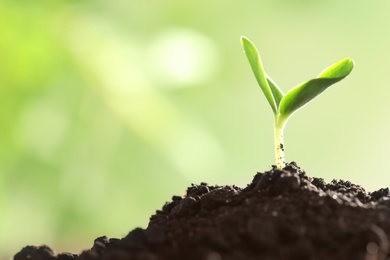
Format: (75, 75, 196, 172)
(241, 36, 354, 169)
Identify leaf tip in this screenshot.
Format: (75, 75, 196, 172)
(339, 57, 355, 77)
(240, 35, 248, 41)
(240, 36, 250, 47)
(345, 57, 355, 70)
(340, 57, 355, 70)
(318, 57, 355, 78)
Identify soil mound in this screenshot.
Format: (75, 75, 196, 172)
(14, 162, 390, 260)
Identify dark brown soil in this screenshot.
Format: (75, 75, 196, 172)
(14, 162, 390, 260)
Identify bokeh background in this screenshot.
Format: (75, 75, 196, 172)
(1, 0, 390, 258)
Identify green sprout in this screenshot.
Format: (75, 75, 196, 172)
(241, 36, 354, 169)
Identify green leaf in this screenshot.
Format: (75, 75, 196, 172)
(278, 58, 354, 120)
(267, 76, 284, 108)
(241, 36, 284, 114)
(318, 58, 354, 78)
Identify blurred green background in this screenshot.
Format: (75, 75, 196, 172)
(1, 0, 390, 258)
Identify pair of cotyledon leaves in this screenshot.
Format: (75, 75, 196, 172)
(241, 36, 354, 126)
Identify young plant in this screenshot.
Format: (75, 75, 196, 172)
(241, 36, 354, 169)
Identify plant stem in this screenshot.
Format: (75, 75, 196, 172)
(274, 118, 286, 169)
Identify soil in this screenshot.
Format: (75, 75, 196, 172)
(14, 162, 390, 260)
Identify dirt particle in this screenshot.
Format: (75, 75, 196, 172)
(170, 196, 199, 217)
(366, 242, 379, 254)
(206, 252, 222, 260)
